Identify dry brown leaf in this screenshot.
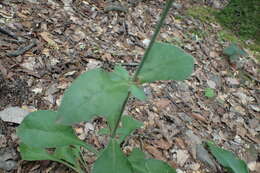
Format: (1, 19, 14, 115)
(191, 113, 207, 123)
(175, 137, 186, 149)
(155, 98, 171, 109)
(153, 138, 172, 150)
(0, 60, 7, 77)
(39, 32, 59, 49)
(144, 144, 165, 161)
(102, 53, 113, 61)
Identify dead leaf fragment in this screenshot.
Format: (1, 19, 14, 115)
(39, 32, 59, 49)
(0, 107, 30, 124)
(191, 113, 207, 123)
(153, 138, 172, 150)
(176, 150, 189, 167)
(175, 137, 186, 149)
(144, 144, 165, 161)
(154, 98, 171, 109)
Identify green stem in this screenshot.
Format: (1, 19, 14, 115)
(133, 0, 174, 81)
(57, 159, 83, 173)
(111, 0, 173, 138)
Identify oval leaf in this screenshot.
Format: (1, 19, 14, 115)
(137, 42, 194, 83)
(206, 141, 249, 173)
(58, 68, 130, 125)
(127, 148, 147, 173)
(130, 85, 146, 101)
(145, 159, 176, 173)
(19, 143, 59, 161)
(92, 139, 133, 173)
(17, 110, 85, 148)
(128, 148, 176, 173)
(117, 115, 143, 143)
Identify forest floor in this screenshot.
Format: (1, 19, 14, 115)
(0, 0, 259, 173)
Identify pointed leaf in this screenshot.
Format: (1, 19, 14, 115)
(223, 43, 247, 57)
(17, 110, 85, 148)
(19, 143, 59, 161)
(130, 85, 146, 101)
(128, 148, 176, 173)
(92, 139, 133, 173)
(117, 116, 143, 143)
(54, 146, 80, 165)
(128, 148, 147, 173)
(145, 159, 177, 173)
(57, 68, 130, 125)
(137, 42, 194, 83)
(206, 141, 249, 173)
(98, 128, 110, 135)
(113, 65, 130, 81)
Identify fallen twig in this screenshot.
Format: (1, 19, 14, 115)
(0, 26, 18, 40)
(6, 39, 37, 57)
(104, 3, 128, 13)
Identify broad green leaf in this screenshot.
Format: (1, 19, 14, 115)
(229, 54, 239, 61)
(145, 159, 177, 173)
(117, 116, 143, 143)
(17, 110, 86, 148)
(137, 42, 194, 83)
(54, 146, 79, 165)
(19, 143, 59, 161)
(112, 65, 130, 81)
(99, 116, 143, 143)
(92, 139, 133, 173)
(128, 148, 147, 173)
(128, 148, 176, 173)
(206, 141, 249, 173)
(223, 43, 247, 57)
(130, 85, 146, 101)
(98, 128, 110, 135)
(57, 68, 130, 126)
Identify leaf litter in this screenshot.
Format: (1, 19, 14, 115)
(0, 0, 259, 172)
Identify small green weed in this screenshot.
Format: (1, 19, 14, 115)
(185, 6, 217, 24)
(205, 141, 249, 173)
(216, 0, 260, 44)
(223, 43, 247, 63)
(204, 88, 215, 98)
(16, 1, 191, 173)
(16, 1, 249, 173)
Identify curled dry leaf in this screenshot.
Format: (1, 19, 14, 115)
(153, 138, 172, 150)
(144, 144, 165, 161)
(191, 113, 207, 123)
(154, 98, 171, 109)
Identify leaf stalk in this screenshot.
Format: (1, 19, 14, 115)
(111, 0, 174, 138)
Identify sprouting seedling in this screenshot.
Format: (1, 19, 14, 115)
(223, 43, 247, 62)
(204, 87, 215, 98)
(17, 1, 195, 172)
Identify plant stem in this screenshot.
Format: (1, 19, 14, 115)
(57, 160, 83, 173)
(111, 0, 173, 138)
(133, 0, 174, 81)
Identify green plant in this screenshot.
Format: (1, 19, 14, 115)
(185, 6, 217, 24)
(17, 1, 194, 172)
(223, 43, 247, 62)
(216, 0, 260, 43)
(204, 88, 215, 98)
(205, 141, 249, 173)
